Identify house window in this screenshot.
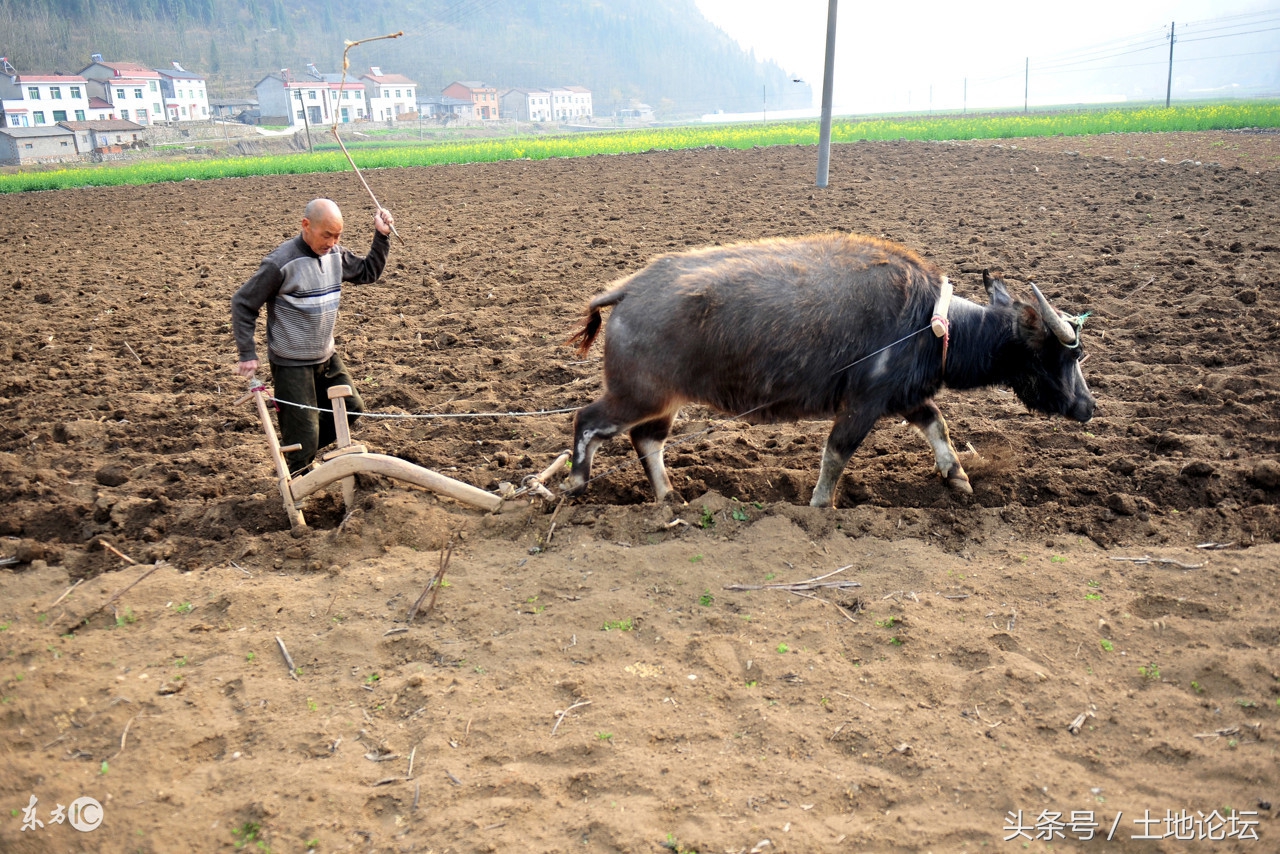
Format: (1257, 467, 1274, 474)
(75, 109, 85, 121)
(116, 88, 126, 99)
(70, 86, 81, 98)
(61, 140, 69, 147)
(27, 86, 39, 99)
(181, 106, 187, 117)
(153, 102, 161, 114)
(308, 90, 317, 100)
(407, 89, 413, 99)
(150, 81, 158, 92)
(33, 111, 45, 124)
(134, 88, 143, 99)
(24, 142, 33, 149)
(296, 109, 305, 119)
(382, 89, 389, 98)
(120, 109, 130, 120)
(395, 89, 401, 98)
(201, 106, 207, 116)
(294, 90, 303, 101)
(53, 110, 67, 121)
(50, 86, 62, 99)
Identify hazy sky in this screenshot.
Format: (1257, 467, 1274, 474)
(694, 0, 1280, 114)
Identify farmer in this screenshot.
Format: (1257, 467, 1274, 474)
(232, 198, 394, 474)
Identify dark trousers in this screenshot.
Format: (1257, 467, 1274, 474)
(270, 353, 364, 475)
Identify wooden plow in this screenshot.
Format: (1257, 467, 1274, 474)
(238, 378, 567, 530)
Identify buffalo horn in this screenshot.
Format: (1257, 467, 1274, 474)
(1030, 284, 1077, 346)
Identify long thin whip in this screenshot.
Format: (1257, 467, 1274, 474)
(332, 30, 405, 244)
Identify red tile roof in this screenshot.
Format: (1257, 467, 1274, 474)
(15, 74, 89, 84)
(96, 61, 160, 77)
(362, 73, 417, 85)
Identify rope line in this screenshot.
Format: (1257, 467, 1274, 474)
(266, 397, 580, 419)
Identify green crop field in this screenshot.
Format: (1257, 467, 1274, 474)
(2, 102, 1277, 194)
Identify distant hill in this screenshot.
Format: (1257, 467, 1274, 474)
(0, 0, 812, 117)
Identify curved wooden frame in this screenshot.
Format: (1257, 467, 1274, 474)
(242, 382, 514, 529)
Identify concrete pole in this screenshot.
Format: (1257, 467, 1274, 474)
(816, 0, 838, 188)
(1165, 22, 1176, 108)
(1024, 57, 1029, 113)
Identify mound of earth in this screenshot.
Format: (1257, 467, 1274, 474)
(0, 130, 1277, 852)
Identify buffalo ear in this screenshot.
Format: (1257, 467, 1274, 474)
(983, 269, 1012, 306)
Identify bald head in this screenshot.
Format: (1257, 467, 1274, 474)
(301, 198, 344, 255)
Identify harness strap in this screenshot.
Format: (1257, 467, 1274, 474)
(932, 314, 950, 375)
(931, 276, 953, 378)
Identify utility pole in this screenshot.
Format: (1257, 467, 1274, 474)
(1024, 57, 1029, 113)
(1165, 22, 1176, 108)
(282, 69, 313, 153)
(815, 0, 838, 188)
(299, 89, 314, 153)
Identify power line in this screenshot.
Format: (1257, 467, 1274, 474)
(1178, 24, 1280, 44)
(1020, 47, 1280, 77)
(966, 16, 1280, 87)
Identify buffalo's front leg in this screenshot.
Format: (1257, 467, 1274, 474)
(811, 409, 880, 508)
(903, 401, 972, 494)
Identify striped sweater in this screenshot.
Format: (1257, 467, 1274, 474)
(232, 232, 390, 367)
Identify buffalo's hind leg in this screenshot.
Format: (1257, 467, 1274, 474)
(564, 395, 673, 499)
(811, 408, 881, 508)
(630, 414, 677, 503)
(563, 397, 624, 496)
(904, 401, 972, 494)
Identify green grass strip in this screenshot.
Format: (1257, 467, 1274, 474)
(3, 102, 1277, 194)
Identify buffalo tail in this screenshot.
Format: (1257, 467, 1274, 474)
(566, 289, 626, 357)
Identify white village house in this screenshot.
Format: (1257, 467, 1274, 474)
(361, 67, 417, 123)
(255, 67, 367, 129)
(550, 85, 592, 121)
(0, 71, 97, 128)
(79, 57, 164, 125)
(499, 88, 552, 122)
(156, 62, 210, 122)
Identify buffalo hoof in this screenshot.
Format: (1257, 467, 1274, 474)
(656, 490, 687, 506)
(560, 478, 587, 497)
(944, 465, 973, 494)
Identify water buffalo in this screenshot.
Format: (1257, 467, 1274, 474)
(563, 233, 1094, 507)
